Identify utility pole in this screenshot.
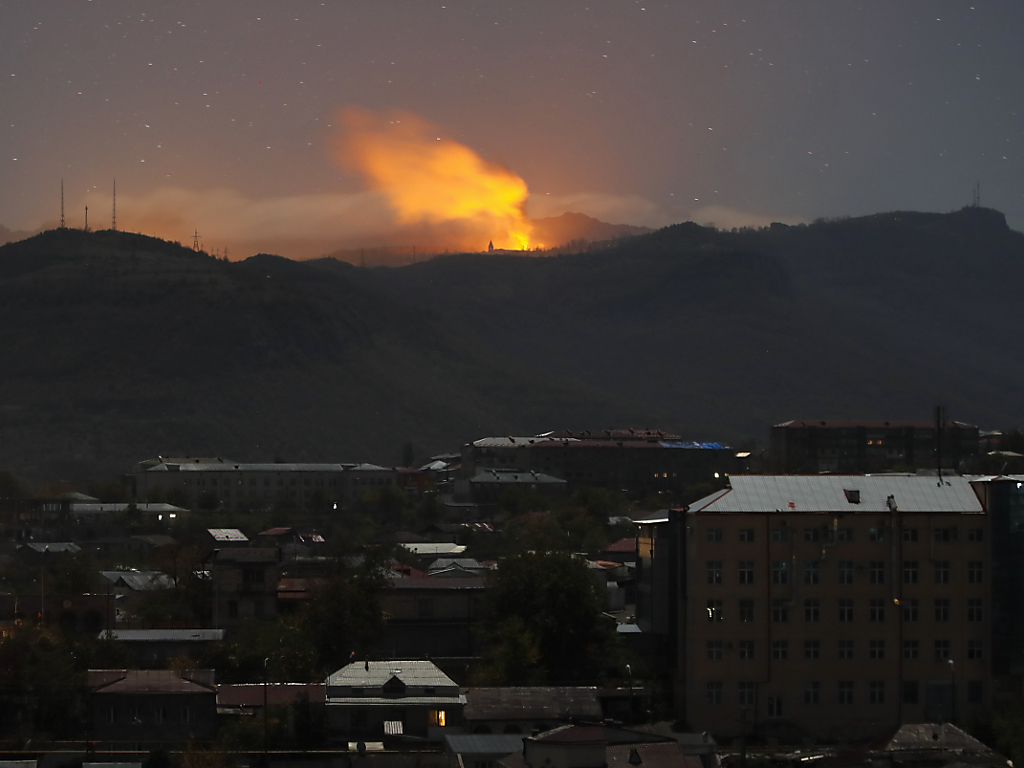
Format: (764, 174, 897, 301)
(112, 180, 117, 231)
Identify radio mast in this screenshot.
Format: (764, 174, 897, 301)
(112, 180, 117, 231)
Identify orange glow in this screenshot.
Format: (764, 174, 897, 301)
(334, 108, 532, 251)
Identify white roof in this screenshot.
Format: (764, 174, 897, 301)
(400, 542, 467, 556)
(326, 660, 458, 688)
(691, 475, 983, 514)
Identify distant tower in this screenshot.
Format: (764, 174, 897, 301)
(193, 229, 200, 251)
(112, 179, 117, 231)
(60, 180, 65, 229)
(84, 206, 89, 232)
(488, 240, 494, 252)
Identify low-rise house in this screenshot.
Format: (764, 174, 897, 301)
(445, 734, 526, 768)
(88, 669, 217, 748)
(325, 660, 465, 742)
(497, 724, 694, 768)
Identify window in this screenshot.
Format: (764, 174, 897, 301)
(903, 598, 919, 622)
(869, 527, 885, 542)
(935, 598, 950, 622)
(903, 639, 920, 659)
(707, 600, 723, 622)
(738, 640, 755, 660)
(429, 709, 447, 726)
(804, 527, 820, 542)
(804, 681, 821, 705)
(707, 528, 723, 543)
(838, 598, 854, 623)
(804, 561, 820, 584)
(739, 599, 754, 623)
(934, 560, 951, 584)
(767, 695, 783, 718)
(772, 561, 789, 585)
(838, 560, 854, 584)
(738, 682, 757, 707)
(968, 561, 983, 584)
(804, 599, 820, 622)
(968, 680, 983, 704)
(772, 600, 788, 623)
(869, 640, 886, 660)
(968, 639, 983, 660)
(707, 681, 723, 705)
(772, 526, 789, 542)
(903, 527, 919, 542)
(967, 527, 984, 542)
(738, 561, 754, 585)
(934, 639, 952, 661)
(772, 640, 789, 660)
(869, 681, 886, 705)
(707, 560, 723, 584)
(739, 528, 755, 543)
(838, 681, 854, 705)
(837, 527, 854, 543)
(869, 560, 885, 584)
(903, 680, 919, 704)
(707, 640, 723, 660)
(838, 639, 854, 660)
(869, 598, 886, 623)
(903, 561, 919, 584)
(804, 640, 821, 660)
(934, 526, 956, 542)
(967, 598, 983, 622)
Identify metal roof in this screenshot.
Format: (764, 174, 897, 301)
(464, 687, 602, 721)
(444, 734, 525, 756)
(689, 475, 983, 514)
(399, 542, 468, 556)
(208, 528, 248, 542)
(100, 571, 175, 591)
(20, 542, 81, 554)
(89, 669, 216, 694)
(326, 660, 458, 689)
(99, 629, 224, 642)
(470, 470, 566, 485)
(218, 682, 325, 707)
(145, 461, 352, 472)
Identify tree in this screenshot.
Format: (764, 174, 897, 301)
(480, 551, 619, 684)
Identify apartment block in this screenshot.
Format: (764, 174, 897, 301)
(635, 475, 997, 741)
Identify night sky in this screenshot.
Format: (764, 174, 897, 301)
(3, 1, 1023, 257)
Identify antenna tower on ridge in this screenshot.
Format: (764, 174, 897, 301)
(84, 206, 89, 232)
(112, 180, 117, 231)
(60, 180, 65, 228)
(193, 229, 200, 251)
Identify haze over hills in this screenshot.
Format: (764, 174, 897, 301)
(0, 206, 1021, 482)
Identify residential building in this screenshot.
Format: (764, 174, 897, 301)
(461, 687, 603, 735)
(771, 420, 980, 474)
(325, 660, 465, 741)
(377, 576, 486, 658)
(132, 457, 397, 513)
(88, 669, 217, 748)
(634, 475, 991, 741)
(208, 547, 281, 628)
(97, 629, 225, 668)
(461, 430, 735, 497)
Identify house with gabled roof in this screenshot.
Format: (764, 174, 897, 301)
(88, 669, 217, 748)
(325, 660, 465, 742)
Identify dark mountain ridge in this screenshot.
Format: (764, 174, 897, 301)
(1, 207, 1021, 482)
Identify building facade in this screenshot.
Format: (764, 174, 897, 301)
(635, 475, 994, 741)
(133, 458, 397, 513)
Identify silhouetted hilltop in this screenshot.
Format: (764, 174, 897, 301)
(1, 207, 1022, 481)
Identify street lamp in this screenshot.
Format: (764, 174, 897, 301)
(947, 659, 956, 724)
(626, 664, 633, 724)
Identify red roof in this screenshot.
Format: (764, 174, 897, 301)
(90, 670, 215, 694)
(603, 538, 636, 554)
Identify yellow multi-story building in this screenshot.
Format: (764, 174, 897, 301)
(636, 475, 995, 741)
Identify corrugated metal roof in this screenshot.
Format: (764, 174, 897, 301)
(464, 687, 601, 721)
(326, 660, 458, 688)
(470, 470, 566, 485)
(146, 462, 352, 472)
(472, 437, 557, 448)
(20, 542, 80, 554)
(99, 629, 224, 642)
(326, 695, 465, 707)
(775, 419, 977, 430)
(445, 734, 525, 755)
(690, 475, 983, 514)
(389, 577, 485, 590)
(399, 542, 468, 556)
(208, 528, 248, 542)
(607, 744, 702, 768)
(90, 670, 216, 694)
(217, 682, 325, 707)
(100, 571, 175, 591)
